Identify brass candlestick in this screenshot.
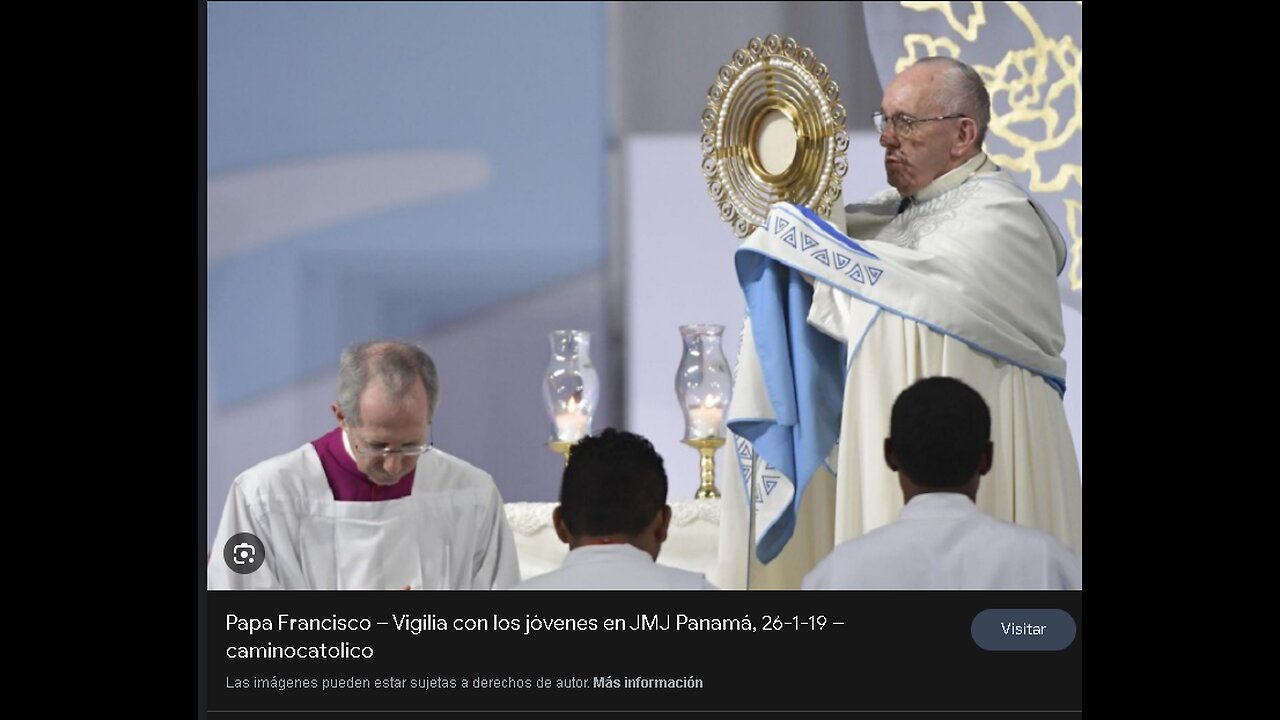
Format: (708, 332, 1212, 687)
(548, 439, 575, 465)
(683, 436, 726, 499)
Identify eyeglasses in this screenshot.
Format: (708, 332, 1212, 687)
(349, 428, 433, 458)
(872, 111, 967, 138)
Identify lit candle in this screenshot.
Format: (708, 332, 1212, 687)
(554, 399, 589, 442)
(555, 413, 589, 443)
(687, 404, 725, 439)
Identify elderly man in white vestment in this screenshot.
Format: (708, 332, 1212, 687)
(515, 429, 717, 590)
(728, 57, 1081, 587)
(803, 377, 1080, 590)
(208, 341, 520, 590)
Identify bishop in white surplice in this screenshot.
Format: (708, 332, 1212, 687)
(208, 436, 520, 590)
(208, 340, 519, 590)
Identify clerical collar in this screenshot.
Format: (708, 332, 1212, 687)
(341, 429, 358, 462)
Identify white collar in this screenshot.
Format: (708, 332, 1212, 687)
(911, 152, 994, 204)
(341, 429, 358, 463)
(900, 492, 981, 520)
(563, 544, 655, 566)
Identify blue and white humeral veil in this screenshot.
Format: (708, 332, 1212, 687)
(728, 193, 1072, 569)
(725, 214, 848, 564)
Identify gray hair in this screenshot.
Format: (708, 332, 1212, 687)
(336, 341, 440, 426)
(915, 56, 990, 147)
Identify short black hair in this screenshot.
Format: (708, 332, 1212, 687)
(889, 377, 991, 488)
(559, 428, 668, 536)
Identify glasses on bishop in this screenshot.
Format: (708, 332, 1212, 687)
(872, 111, 967, 138)
(350, 432, 434, 458)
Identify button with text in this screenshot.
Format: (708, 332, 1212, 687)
(971, 609, 1077, 651)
